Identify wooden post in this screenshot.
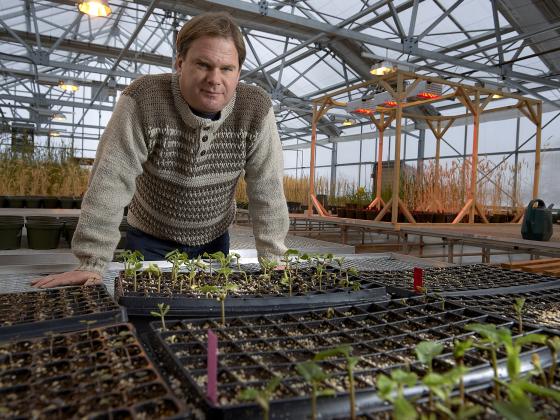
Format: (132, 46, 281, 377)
(533, 101, 542, 199)
(375, 127, 384, 209)
(469, 91, 480, 223)
(391, 75, 403, 224)
(308, 104, 318, 216)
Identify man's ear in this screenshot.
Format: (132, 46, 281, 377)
(175, 55, 183, 72)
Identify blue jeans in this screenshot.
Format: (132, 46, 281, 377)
(125, 227, 230, 261)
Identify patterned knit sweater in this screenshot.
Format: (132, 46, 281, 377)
(72, 73, 289, 274)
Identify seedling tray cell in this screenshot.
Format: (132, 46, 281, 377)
(115, 266, 390, 317)
(149, 296, 560, 419)
(0, 323, 185, 418)
(0, 284, 126, 341)
(359, 264, 560, 295)
(447, 286, 560, 330)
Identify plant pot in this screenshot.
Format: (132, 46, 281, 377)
(60, 217, 79, 244)
(58, 196, 75, 209)
(0, 196, 6, 208)
(366, 210, 378, 220)
(73, 198, 82, 209)
(25, 196, 42, 208)
(42, 196, 59, 209)
(286, 201, 302, 213)
(26, 217, 63, 249)
(337, 207, 347, 218)
(433, 212, 446, 223)
(355, 209, 366, 219)
(346, 208, 356, 219)
(5, 196, 25, 208)
(0, 216, 24, 250)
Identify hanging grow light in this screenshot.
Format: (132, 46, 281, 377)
(370, 61, 395, 76)
(78, 0, 111, 17)
(51, 113, 67, 122)
(342, 118, 355, 126)
(383, 101, 398, 107)
(58, 80, 79, 92)
(410, 81, 442, 100)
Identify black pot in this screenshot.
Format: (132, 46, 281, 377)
(59, 197, 75, 209)
(25, 196, 42, 208)
(0, 216, 24, 250)
(43, 196, 59, 209)
(6, 196, 25, 208)
(26, 217, 63, 249)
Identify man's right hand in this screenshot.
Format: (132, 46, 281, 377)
(31, 270, 102, 289)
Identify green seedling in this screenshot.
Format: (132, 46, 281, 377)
(165, 249, 184, 285)
(377, 369, 418, 420)
(144, 263, 163, 293)
(118, 250, 144, 292)
(238, 376, 281, 420)
(281, 249, 300, 296)
(295, 360, 335, 420)
(422, 365, 482, 419)
(546, 336, 560, 383)
(453, 338, 473, 403)
(415, 340, 444, 409)
(199, 283, 238, 326)
(465, 323, 505, 400)
(513, 297, 526, 334)
(150, 303, 170, 331)
(314, 345, 360, 420)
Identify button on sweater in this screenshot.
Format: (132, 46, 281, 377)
(72, 73, 289, 274)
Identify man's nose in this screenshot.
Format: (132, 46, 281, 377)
(206, 68, 221, 85)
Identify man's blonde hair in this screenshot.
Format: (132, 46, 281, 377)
(176, 12, 246, 67)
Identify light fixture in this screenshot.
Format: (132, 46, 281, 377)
(78, 0, 111, 17)
(51, 113, 67, 122)
(58, 80, 79, 92)
(342, 118, 355, 126)
(370, 61, 395, 76)
(49, 131, 60, 137)
(406, 81, 442, 100)
(383, 101, 398, 107)
(352, 108, 374, 115)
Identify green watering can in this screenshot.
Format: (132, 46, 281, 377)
(521, 199, 553, 241)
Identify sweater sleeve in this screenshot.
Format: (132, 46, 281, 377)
(72, 95, 148, 275)
(244, 107, 289, 261)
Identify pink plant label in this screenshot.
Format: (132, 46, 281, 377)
(413, 267, 423, 292)
(207, 329, 218, 404)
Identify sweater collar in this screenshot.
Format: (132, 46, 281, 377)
(171, 72, 237, 129)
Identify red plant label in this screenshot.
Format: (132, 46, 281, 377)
(207, 329, 218, 404)
(413, 267, 423, 292)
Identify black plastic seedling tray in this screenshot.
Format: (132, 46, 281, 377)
(360, 264, 560, 295)
(0, 284, 126, 341)
(149, 296, 560, 420)
(447, 286, 560, 330)
(0, 323, 186, 418)
(115, 266, 391, 317)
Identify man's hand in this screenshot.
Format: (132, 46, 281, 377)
(31, 270, 102, 288)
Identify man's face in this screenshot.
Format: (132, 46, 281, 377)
(176, 36, 241, 113)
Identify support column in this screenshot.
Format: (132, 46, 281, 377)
(330, 142, 337, 203)
(416, 128, 425, 181)
(533, 102, 542, 199)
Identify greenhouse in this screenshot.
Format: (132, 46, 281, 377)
(1, 0, 560, 418)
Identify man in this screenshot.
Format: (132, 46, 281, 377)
(32, 12, 289, 288)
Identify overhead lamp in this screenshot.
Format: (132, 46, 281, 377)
(77, 0, 111, 17)
(342, 118, 355, 126)
(51, 113, 67, 122)
(49, 131, 60, 137)
(370, 61, 395, 76)
(383, 101, 398, 107)
(405, 80, 442, 100)
(353, 108, 374, 115)
(58, 80, 79, 92)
